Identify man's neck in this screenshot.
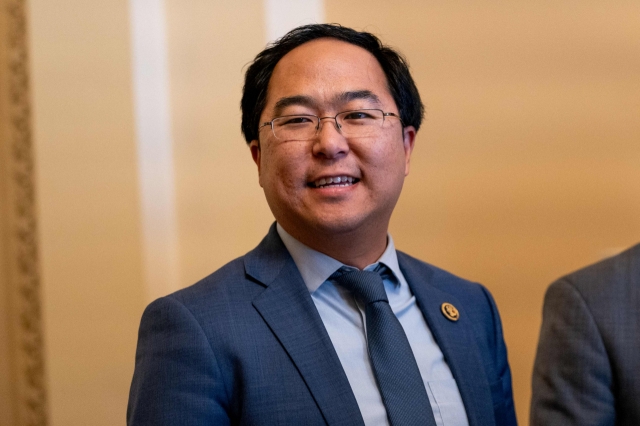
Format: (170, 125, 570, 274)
(278, 222, 389, 270)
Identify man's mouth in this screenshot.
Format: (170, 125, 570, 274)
(309, 176, 359, 188)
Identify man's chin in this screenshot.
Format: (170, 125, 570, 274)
(280, 214, 362, 239)
(313, 221, 360, 236)
(307, 215, 382, 242)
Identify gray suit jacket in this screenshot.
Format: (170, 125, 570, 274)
(531, 243, 640, 426)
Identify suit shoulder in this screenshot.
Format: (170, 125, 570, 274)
(159, 254, 262, 316)
(555, 242, 640, 296)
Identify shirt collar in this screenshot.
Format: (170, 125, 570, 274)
(276, 223, 402, 294)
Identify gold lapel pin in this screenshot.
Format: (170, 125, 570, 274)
(441, 303, 459, 322)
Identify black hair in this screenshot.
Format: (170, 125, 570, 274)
(240, 23, 424, 144)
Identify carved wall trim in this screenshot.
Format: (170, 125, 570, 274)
(0, 0, 48, 424)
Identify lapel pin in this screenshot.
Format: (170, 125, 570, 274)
(441, 303, 459, 322)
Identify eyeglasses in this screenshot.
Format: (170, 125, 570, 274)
(259, 109, 403, 141)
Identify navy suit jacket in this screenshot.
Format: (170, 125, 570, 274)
(128, 224, 517, 425)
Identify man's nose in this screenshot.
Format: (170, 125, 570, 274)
(312, 117, 349, 159)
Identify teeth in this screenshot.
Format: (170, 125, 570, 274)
(313, 176, 356, 188)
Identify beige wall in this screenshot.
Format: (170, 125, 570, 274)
(28, 0, 146, 424)
(22, 1, 640, 425)
(165, 0, 271, 287)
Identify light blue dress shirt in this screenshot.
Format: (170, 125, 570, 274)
(277, 224, 469, 426)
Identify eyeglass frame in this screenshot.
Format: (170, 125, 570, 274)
(258, 108, 404, 141)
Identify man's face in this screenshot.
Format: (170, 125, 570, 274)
(250, 38, 415, 246)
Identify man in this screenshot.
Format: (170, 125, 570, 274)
(128, 24, 516, 425)
(531, 243, 640, 426)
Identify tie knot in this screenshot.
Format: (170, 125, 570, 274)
(331, 267, 388, 305)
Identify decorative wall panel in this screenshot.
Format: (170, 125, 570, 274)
(0, 0, 48, 424)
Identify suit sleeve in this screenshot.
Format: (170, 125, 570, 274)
(127, 296, 230, 425)
(530, 279, 615, 426)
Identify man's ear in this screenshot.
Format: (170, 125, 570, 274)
(249, 140, 261, 173)
(402, 126, 416, 176)
(249, 140, 264, 188)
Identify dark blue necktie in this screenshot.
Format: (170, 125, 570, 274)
(332, 267, 436, 426)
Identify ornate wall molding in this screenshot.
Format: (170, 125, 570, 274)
(0, 0, 48, 424)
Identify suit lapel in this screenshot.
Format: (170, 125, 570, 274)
(246, 225, 364, 426)
(398, 254, 496, 426)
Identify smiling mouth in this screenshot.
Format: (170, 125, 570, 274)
(309, 176, 359, 188)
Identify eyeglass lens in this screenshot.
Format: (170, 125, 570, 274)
(271, 109, 388, 141)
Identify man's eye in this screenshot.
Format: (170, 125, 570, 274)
(279, 116, 314, 126)
(343, 111, 374, 120)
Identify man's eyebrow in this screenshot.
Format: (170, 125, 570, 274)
(336, 90, 381, 105)
(271, 91, 381, 118)
(273, 95, 317, 117)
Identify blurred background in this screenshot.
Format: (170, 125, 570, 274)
(1, 0, 638, 424)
